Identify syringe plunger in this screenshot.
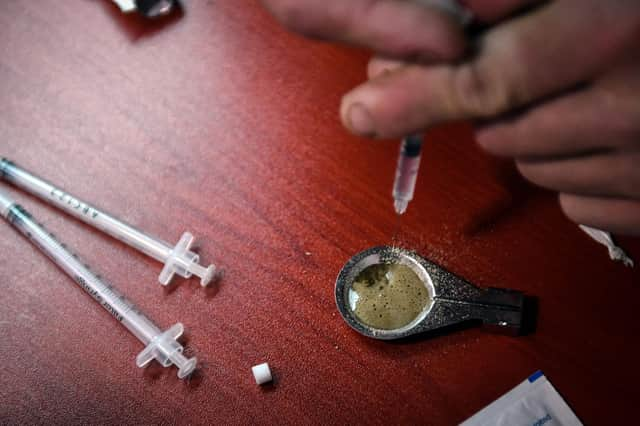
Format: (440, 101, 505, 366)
(160, 231, 216, 286)
(0, 157, 217, 287)
(0, 190, 197, 379)
(136, 323, 197, 379)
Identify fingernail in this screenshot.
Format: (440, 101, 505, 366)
(474, 127, 506, 155)
(345, 103, 375, 137)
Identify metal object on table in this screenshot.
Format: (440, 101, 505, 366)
(111, 0, 177, 18)
(335, 246, 525, 340)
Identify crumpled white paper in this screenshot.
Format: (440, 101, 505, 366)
(579, 225, 634, 267)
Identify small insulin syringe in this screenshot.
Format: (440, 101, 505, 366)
(0, 158, 215, 287)
(391, 0, 471, 215)
(0, 190, 197, 379)
(392, 134, 423, 215)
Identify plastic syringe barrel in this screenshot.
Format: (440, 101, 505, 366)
(1, 158, 215, 287)
(0, 158, 172, 262)
(0, 192, 161, 344)
(392, 135, 423, 214)
(0, 191, 197, 378)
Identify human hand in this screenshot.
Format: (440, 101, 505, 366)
(261, 0, 640, 235)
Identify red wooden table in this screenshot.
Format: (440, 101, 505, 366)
(1, 1, 639, 424)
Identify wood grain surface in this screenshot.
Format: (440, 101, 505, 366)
(1, 1, 639, 424)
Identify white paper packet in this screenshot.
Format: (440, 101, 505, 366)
(460, 371, 582, 426)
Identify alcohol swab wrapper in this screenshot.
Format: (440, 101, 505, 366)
(461, 371, 583, 426)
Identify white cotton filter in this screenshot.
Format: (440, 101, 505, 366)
(252, 363, 272, 385)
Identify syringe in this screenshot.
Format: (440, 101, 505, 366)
(0, 158, 215, 287)
(391, 0, 470, 215)
(392, 134, 423, 215)
(0, 190, 198, 379)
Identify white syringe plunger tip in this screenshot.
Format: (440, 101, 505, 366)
(200, 264, 217, 286)
(136, 323, 198, 379)
(160, 232, 218, 287)
(394, 199, 408, 215)
(188, 263, 217, 287)
(175, 354, 198, 379)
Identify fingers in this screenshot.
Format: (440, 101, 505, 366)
(341, 0, 637, 138)
(364, 0, 544, 80)
(460, 0, 541, 23)
(559, 193, 640, 236)
(475, 85, 640, 158)
(367, 56, 405, 79)
(342, 65, 456, 137)
(261, 0, 466, 61)
(516, 151, 640, 199)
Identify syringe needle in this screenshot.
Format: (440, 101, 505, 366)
(392, 134, 423, 215)
(0, 158, 216, 287)
(0, 190, 197, 379)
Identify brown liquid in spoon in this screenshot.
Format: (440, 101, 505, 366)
(349, 263, 430, 330)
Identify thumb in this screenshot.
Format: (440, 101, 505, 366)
(341, 0, 637, 138)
